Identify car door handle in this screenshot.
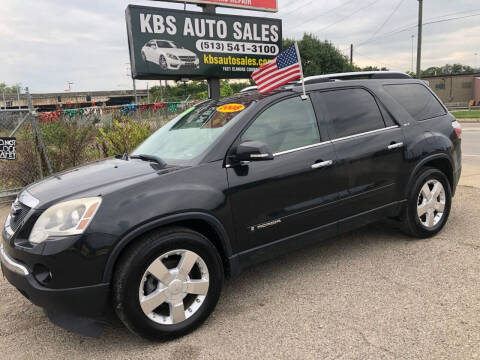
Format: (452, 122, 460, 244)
(311, 160, 333, 169)
(387, 142, 404, 150)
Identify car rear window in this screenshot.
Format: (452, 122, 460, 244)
(384, 84, 446, 121)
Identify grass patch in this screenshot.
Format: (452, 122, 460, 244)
(451, 110, 480, 119)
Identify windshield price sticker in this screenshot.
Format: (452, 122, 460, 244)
(126, 5, 282, 80)
(0, 137, 16, 160)
(217, 104, 245, 113)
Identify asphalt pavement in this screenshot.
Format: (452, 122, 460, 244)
(463, 123, 480, 166)
(1, 154, 480, 359)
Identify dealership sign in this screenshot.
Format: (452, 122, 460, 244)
(125, 5, 282, 80)
(161, 0, 278, 13)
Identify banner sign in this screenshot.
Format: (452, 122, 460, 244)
(0, 137, 16, 160)
(159, 0, 278, 13)
(125, 5, 282, 80)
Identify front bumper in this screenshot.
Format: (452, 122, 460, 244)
(0, 243, 110, 318)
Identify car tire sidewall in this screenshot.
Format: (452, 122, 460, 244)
(408, 168, 452, 237)
(115, 230, 223, 340)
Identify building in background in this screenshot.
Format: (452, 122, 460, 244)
(424, 73, 480, 107)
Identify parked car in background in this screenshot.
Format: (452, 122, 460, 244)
(1, 73, 462, 340)
(141, 39, 200, 71)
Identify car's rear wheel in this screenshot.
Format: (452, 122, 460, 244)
(113, 227, 224, 340)
(401, 167, 452, 238)
(159, 55, 168, 70)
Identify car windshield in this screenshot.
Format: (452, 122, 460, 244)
(131, 97, 256, 165)
(156, 41, 175, 48)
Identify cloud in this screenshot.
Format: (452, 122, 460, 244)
(0, 0, 478, 92)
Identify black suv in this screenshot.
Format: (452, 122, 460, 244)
(1, 76, 462, 340)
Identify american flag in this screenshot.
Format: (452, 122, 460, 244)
(251, 44, 303, 94)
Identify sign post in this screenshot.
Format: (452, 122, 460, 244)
(203, 4, 220, 99)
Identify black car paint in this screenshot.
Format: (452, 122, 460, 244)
(1, 79, 461, 322)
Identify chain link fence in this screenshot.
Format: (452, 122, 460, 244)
(1, 89, 196, 203)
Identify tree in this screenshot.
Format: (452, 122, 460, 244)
(283, 34, 357, 77)
(0, 82, 20, 94)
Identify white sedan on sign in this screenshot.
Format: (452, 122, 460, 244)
(141, 40, 200, 71)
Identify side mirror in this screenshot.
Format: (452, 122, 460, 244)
(232, 141, 274, 163)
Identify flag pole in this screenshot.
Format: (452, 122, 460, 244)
(294, 42, 307, 100)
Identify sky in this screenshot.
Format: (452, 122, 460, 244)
(0, 0, 479, 93)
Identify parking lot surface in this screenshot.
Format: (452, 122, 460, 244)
(1, 168, 479, 360)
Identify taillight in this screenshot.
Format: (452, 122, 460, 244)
(452, 120, 462, 139)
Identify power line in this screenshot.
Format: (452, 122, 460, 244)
(289, 0, 357, 27)
(281, 0, 316, 17)
(358, 11, 480, 47)
(360, 0, 407, 46)
(316, 0, 383, 34)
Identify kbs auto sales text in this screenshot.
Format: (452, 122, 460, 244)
(139, 14, 279, 43)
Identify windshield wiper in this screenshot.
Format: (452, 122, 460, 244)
(130, 154, 166, 167)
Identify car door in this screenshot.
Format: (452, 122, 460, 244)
(313, 87, 406, 221)
(226, 95, 347, 256)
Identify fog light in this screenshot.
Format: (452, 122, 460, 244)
(33, 264, 52, 284)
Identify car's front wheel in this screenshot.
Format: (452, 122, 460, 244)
(159, 55, 168, 70)
(401, 167, 452, 238)
(113, 227, 224, 340)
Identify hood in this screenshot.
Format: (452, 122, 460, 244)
(160, 47, 196, 57)
(25, 158, 179, 209)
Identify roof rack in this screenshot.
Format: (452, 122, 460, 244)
(240, 71, 412, 92)
(303, 71, 411, 85)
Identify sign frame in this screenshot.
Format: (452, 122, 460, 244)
(150, 0, 278, 13)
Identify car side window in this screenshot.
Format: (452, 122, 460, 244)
(321, 88, 386, 139)
(383, 84, 446, 121)
(241, 96, 321, 154)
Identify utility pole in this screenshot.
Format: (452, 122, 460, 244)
(2, 89, 6, 109)
(475, 53, 478, 71)
(411, 35, 415, 73)
(203, 5, 220, 100)
(147, 82, 150, 104)
(350, 44, 353, 65)
(416, 0, 423, 79)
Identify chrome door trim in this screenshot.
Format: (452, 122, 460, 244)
(331, 126, 399, 143)
(253, 126, 400, 158)
(273, 141, 331, 156)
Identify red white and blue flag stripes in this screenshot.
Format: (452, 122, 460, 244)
(251, 43, 305, 94)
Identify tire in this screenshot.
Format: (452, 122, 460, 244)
(113, 227, 224, 340)
(401, 167, 452, 238)
(159, 55, 168, 70)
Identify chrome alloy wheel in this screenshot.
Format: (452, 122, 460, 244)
(417, 179, 446, 228)
(139, 249, 209, 325)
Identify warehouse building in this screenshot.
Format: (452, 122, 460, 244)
(423, 72, 480, 107)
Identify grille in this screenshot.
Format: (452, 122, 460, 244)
(179, 56, 196, 62)
(9, 201, 31, 233)
(180, 63, 197, 69)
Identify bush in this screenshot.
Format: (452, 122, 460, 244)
(41, 118, 99, 172)
(96, 117, 151, 157)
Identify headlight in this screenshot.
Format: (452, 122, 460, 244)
(167, 53, 178, 60)
(29, 197, 102, 244)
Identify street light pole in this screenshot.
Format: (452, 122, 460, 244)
(416, 0, 423, 79)
(411, 35, 415, 73)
